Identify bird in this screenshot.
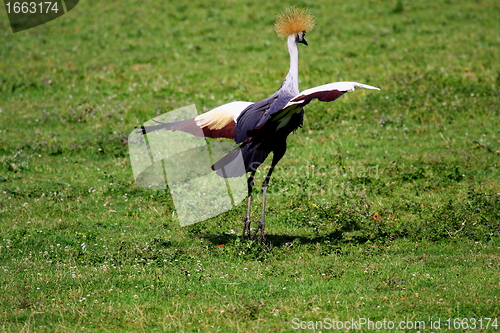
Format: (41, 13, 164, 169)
(138, 7, 380, 242)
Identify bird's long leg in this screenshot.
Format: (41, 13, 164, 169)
(242, 170, 256, 240)
(253, 148, 285, 242)
(252, 166, 274, 242)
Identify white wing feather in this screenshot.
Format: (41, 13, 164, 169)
(287, 81, 380, 106)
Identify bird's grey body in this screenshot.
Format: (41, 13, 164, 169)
(226, 93, 304, 172)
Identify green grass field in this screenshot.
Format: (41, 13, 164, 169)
(1, 0, 499, 331)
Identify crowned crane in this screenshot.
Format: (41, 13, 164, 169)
(140, 8, 379, 242)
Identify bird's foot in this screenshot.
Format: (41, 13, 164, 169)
(252, 219, 266, 243)
(241, 217, 252, 240)
(241, 218, 266, 243)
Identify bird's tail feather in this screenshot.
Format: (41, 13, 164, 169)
(212, 143, 270, 178)
(135, 119, 185, 135)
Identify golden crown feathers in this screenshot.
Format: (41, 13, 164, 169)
(274, 7, 315, 39)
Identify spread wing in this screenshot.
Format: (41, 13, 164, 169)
(287, 81, 379, 105)
(246, 81, 380, 138)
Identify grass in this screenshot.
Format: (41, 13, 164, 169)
(1, 0, 499, 331)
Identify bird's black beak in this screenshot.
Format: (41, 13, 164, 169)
(299, 38, 308, 46)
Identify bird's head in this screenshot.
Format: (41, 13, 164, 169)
(274, 7, 315, 46)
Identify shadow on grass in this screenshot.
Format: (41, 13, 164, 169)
(201, 230, 352, 248)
